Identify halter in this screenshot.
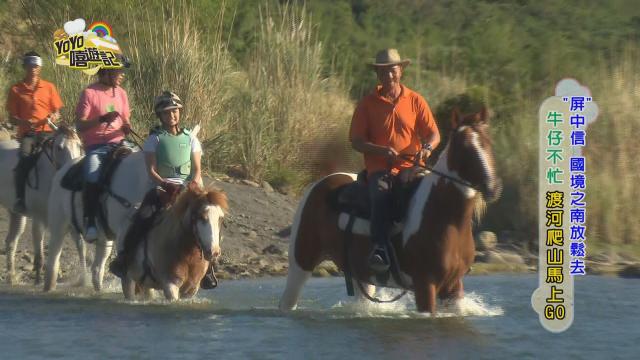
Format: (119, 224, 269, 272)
(187, 204, 219, 288)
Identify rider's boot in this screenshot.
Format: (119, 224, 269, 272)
(83, 182, 101, 242)
(368, 243, 390, 274)
(12, 157, 30, 215)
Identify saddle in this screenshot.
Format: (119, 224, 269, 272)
(61, 144, 133, 239)
(21, 133, 55, 190)
(61, 144, 132, 191)
(124, 182, 183, 283)
(330, 168, 426, 296)
(329, 168, 425, 225)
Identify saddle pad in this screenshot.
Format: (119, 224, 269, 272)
(337, 212, 403, 237)
(61, 159, 85, 191)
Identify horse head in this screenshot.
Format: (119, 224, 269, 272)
(50, 124, 84, 169)
(174, 183, 228, 261)
(447, 107, 502, 203)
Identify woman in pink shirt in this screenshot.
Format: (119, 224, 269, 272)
(75, 59, 132, 241)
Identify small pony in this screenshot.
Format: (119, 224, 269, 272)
(121, 183, 228, 301)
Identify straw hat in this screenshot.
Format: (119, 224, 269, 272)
(369, 48, 411, 67)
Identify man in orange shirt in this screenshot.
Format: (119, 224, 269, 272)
(349, 48, 441, 273)
(6, 51, 63, 214)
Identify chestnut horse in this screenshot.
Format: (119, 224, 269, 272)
(279, 108, 501, 314)
(121, 185, 227, 301)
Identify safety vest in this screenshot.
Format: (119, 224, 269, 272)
(153, 127, 192, 180)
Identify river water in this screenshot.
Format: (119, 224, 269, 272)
(0, 274, 637, 359)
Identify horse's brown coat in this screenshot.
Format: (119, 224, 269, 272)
(124, 185, 227, 300)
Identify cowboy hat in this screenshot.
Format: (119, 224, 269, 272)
(369, 48, 411, 67)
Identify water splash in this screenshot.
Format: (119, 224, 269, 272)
(328, 289, 503, 319)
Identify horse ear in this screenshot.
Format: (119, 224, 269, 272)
(451, 107, 461, 129)
(479, 106, 489, 124)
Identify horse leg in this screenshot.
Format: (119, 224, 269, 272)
(32, 220, 45, 285)
(71, 230, 89, 287)
(142, 287, 154, 301)
(91, 240, 113, 292)
(455, 278, 464, 299)
(44, 220, 68, 292)
(163, 282, 180, 301)
(4, 213, 26, 285)
(180, 284, 198, 299)
(279, 254, 312, 311)
(414, 277, 437, 314)
(121, 277, 136, 301)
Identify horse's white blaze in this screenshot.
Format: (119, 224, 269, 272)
(196, 205, 224, 256)
(470, 131, 495, 189)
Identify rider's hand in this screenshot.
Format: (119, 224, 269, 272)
(99, 111, 120, 124)
(419, 148, 432, 162)
(382, 146, 399, 161)
(190, 174, 203, 188)
(13, 117, 32, 129)
(121, 123, 131, 135)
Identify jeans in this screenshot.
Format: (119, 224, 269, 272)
(368, 170, 395, 248)
(84, 143, 116, 184)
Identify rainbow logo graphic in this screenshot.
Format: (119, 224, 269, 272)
(88, 21, 113, 38)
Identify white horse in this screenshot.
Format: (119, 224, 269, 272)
(0, 125, 85, 284)
(44, 149, 154, 292)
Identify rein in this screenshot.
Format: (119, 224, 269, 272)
(398, 152, 480, 191)
(355, 279, 408, 303)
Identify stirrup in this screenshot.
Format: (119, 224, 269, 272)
(368, 246, 390, 273)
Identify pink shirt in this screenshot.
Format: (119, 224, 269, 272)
(76, 83, 131, 148)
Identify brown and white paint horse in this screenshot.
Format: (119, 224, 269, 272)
(279, 108, 501, 314)
(121, 184, 227, 301)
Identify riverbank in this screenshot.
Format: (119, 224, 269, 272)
(1, 173, 639, 286)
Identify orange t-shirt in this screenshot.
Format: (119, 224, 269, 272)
(349, 85, 439, 174)
(6, 79, 63, 138)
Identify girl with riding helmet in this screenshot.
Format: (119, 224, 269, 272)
(143, 91, 202, 188)
(109, 91, 216, 288)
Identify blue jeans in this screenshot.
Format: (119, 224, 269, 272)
(368, 171, 395, 248)
(84, 144, 116, 184)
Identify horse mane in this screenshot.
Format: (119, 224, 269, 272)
(169, 185, 228, 224)
(55, 123, 81, 141)
(150, 185, 228, 247)
(474, 193, 487, 223)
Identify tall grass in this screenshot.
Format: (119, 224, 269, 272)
(587, 46, 640, 253)
(223, 2, 354, 185)
(125, 3, 234, 139)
